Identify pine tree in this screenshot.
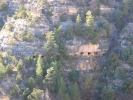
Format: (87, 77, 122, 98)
(85, 10, 94, 38)
(64, 93, 71, 100)
(5, 64, 12, 74)
(0, 63, 5, 79)
(44, 62, 59, 91)
(54, 25, 62, 45)
(22, 88, 31, 100)
(37, 56, 44, 68)
(65, 24, 74, 40)
(69, 83, 81, 100)
(76, 14, 82, 23)
(36, 63, 43, 78)
(28, 77, 35, 90)
(68, 68, 78, 82)
(86, 10, 94, 27)
(73, 83, 81, 100)
(10, 85, 20, 96)
(16, 73, 22, 84)
(36, 55, 46, 75)
(44, 31, 58, 58)
(36, 56, 43, 78)
(58, 77, 66, 99)
(75, 14, 82, 36)
(27, 88, 44, 100)
(101, 87, 115, 100)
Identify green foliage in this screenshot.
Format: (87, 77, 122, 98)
(44, 61, 59, 91)
(85, 10, 99, 43)
(64, 93, 71, 100)
(108, 52, 120, 71)
(60, 14, 68, 22)
(36, 59, 43, 78)
(119, 70, 127, 80)
(98, 20, 110, 37)
(65, 25, 74, 40)
(128, 55, 133, 66)
(10, 85, 20, 96)
(99, 0, 109, 5)
(27, 88, 44, 100)
(38, 34, 46, 40)
(95, 1, 101, 16)
(0, 63, 5, 79)
(69, 83, 81, 100)
(44, 31, 58, 58)
(114, 67, 119, 77)
(68, 68, 79, 82)
(113, 9, 123, 29)
(100, 87, 115, 100)
(16, 73, 22, 84)
(58, 77, 66, 99)
(17, 62, 23, 70)
(24, 56, 33, 67)
(121, 79, 133, 94)
(22, 88, 31, 100)
(28, 77, 35, 90)
(22, 31, 34, 42)
(86, 10, 94, 28)
(38, 0, 46, 6)
(17, 10, 28, 19)
(85, 76, 93, 89)
(92, 32, 99, 44)
(47, 7, 53, 16)
(121, 47, 132, 61)
(36, 66, 43, 78)
(75, 14, 82, 36)
(71, 15, 77, 22)
(5, 65, 12, 74)
(54, 25, 68, 58)
(7, 24, 14, 31)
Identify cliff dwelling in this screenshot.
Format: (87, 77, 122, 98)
(76, 43, 101, 56)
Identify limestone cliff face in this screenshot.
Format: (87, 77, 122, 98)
(65, 37, 108, 70)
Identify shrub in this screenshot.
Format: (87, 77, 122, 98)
(22, 88, 31, 100)
(28, 77, 35, 90)
(27, 88, 44, 100)
(7, 24, 14, 31)
(5, 65, 12, 74)
(17, 62, 23, 70)
(0, 63, 5, 79)
(60, 14, 68, 22)
(17, 10, 28, 19)
(10, 85, 20, 96)
(16, 73, 22, 84)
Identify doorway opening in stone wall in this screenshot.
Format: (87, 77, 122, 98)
(88, 52, 91, 55)
(80, 52, 84, 55)
(94, 52, 98, 55)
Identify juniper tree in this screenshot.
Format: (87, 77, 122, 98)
(100, 87, 115, 100)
